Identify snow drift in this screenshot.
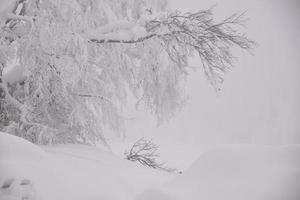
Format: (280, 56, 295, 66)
(0, 132, 171, 200)
(136, 145, 300, 200)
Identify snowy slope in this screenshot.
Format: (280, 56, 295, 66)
(136, 145, 300, 200)
(0, 132, 172, 200)
(1, 132, 300, 200)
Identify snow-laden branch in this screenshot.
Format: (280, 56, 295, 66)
(72, 93, 113, 104)
(89, 10, 255, 88)
(96, 20, 136, 34)
(0, 73, 42, 128)
(0, 0, 34, 35)
(86, 19, 148, 43)
(0, 77, 23, 110)
(89, 33, 157, 44)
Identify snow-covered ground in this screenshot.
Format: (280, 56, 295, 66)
(1, 132, 300, 200)
(137, 145, 300, 200)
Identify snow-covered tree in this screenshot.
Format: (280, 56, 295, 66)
(0, 0, 254, 146)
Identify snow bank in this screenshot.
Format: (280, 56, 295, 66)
(136, 145, 300, 200)
(0, 132, 171, 200)
(0, 132, 45, 162)
(2, 65, 26, 84)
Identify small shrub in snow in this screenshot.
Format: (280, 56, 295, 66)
(125, 138, 178, 173)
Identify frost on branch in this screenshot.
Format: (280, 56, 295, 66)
(90, 9, 255, 87)
(0, 0, 254, 145)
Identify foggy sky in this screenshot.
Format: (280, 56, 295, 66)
(165, 0, 300, 145)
